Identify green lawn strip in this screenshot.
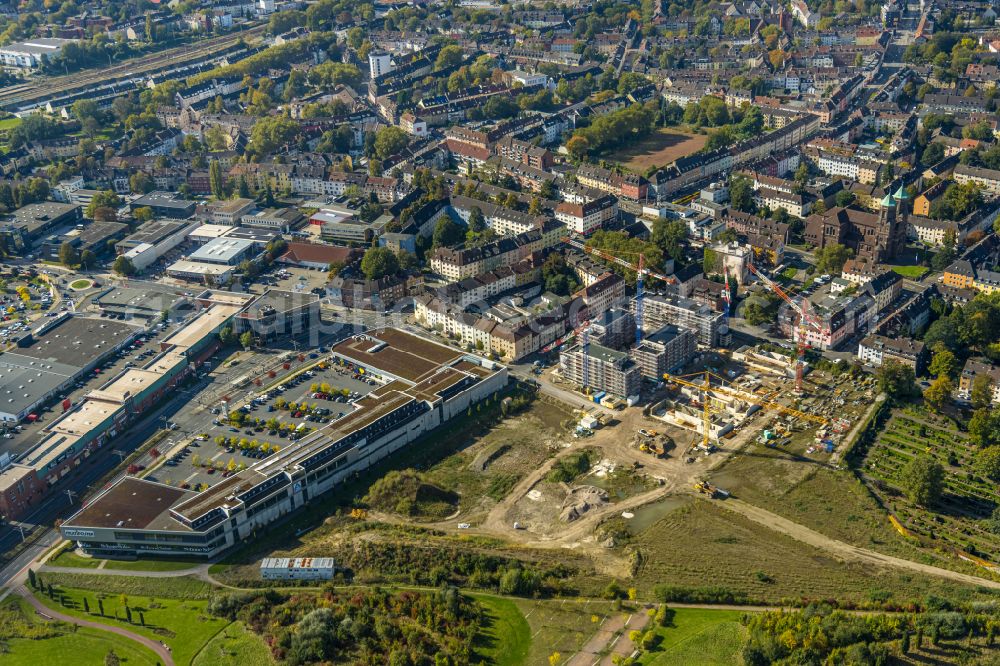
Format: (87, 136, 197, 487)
(638, 609, 747, 665)
(467, 593, 531, 666)
(890, 265, 928, 280)
(0, 117, 21, 131)
(102, 558, 203, 572)
(30, 578, 226, 666)
(191, 621, 274, 666)
(39, 572, 215, 599)
(47, 549, 104, 569)
(69, 279, 93, 290)
(1, 595, 161, 666)
(3, 625, 162, 666)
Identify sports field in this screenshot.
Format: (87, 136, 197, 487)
(612, 128, 707, 172)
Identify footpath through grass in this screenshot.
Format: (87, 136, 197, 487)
(31, 578, 227, 666)
(1, 596, 160, 666)
(191, 621, 273, 666)
(638, 608, 746, 665)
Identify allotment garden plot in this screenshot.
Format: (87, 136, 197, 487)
(863, 407, 1000, 565)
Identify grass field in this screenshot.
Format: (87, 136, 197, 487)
(627, 499, 997, 607)
(37, 572, 215, 600)
(4, 626, 161, 666)
(470, 594, 531, 666)
(33, 581, 228, 666)
(639, 609, 747, 665)
(191, 621, 273, 666)
(513, 597, 617, 666)
(69, 279, 93, 290)
(890, 265, 929, 280)
(611, 128, 707, 172)
(1, 596, 160, 666)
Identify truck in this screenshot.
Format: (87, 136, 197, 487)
(592, 391, 606, 404)
(693, 481, 730, 499)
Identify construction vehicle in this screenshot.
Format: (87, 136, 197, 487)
(664, 370, 828, 451)
(693, 481, 730, 499)
(746, 262, 823, 392)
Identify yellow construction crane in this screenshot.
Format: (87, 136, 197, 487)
(663, 371, 828, 450)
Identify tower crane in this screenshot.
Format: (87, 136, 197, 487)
(663, 370, 828, 451)
(562, 236, 677, 345)
(746, 262, 823, 392)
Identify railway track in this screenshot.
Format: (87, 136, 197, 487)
(0, 25, 267, 110)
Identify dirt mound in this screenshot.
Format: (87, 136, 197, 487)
(560, 485, 609, 523)
(364, 469, 459, 519)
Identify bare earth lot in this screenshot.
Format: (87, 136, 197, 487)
(611, 128, 707, 173)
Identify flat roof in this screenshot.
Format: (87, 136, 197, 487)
(62, 477, 193, 531)
(166, 259, 234, 276)
(161, 304, 240, 350)
(241, 289, 319, 317)
(331, 328, 464, 383)
(131, 191, 196, 210)
(44, 398, 120, 439)
(0, 355, 76, 417)
(96, 284, 191, 314)
(120, 219, 190, 246)
(1, 38, 72, 54)
(16, 317, 139, 368)
(188, 237, 255, 264)
(189, 224, 236, 240)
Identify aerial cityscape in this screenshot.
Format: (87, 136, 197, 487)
(0, 0, 999, 663)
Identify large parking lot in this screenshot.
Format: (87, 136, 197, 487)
(148, 359, 378, 490)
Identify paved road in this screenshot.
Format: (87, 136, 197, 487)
(15, 584, 175, 666)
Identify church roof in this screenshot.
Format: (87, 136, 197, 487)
(880, 193, 896, 207)
(893, 186, 910, 200)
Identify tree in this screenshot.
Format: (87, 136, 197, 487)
(923, 375, 954, 411)
(434, 44, 464, 70)
(360, 246, 399, 280)
(970, 375, 994, 410)
(104, 650, 120, 666)
(209, 159, 225, 199)
(133, 206, 154, 223)
(968, 408, 1000, 447)
(835, 190, 856, 207)
(432, 217, 464, 248)
(85, 190, 121, 219)
(900, 455, 944, 506)
(703, 247, 718, 275)
(729, 175, 754, 212)
(814, 243, 854, 274)
(239, 331, 253, 350)
(58, 241, 79, 267)
(566, 135, 590, 159)
(80, 250, 96, 269)
(219, 326, 236, 346)
(373, 126, 409, 160)
(928, 347, 958, 379)
(976, 446, 1000, 481)
(875, 359, 919, 402)
(652, 217, 687, 263)
(27, 569, 36, 588)
(145, 14, 156, 42)
(112, 256, 136, 276)
(467, 206, 486, 233)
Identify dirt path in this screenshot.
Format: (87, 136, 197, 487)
(717, 498, 1000, 589)
(15, 585, 175, 666)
